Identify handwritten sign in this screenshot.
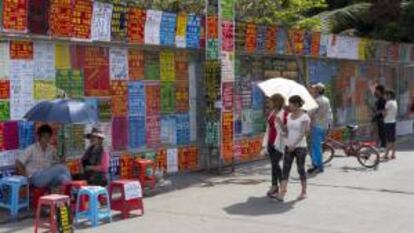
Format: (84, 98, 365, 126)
(18, 121, 34, 149)
(91, 1, 113, 41)
(222, 21, 234, 52)
(0, 42, 10, 80)
(129, 116, 146, 149)
(10, 41, 33, 60)
(144, 52, 160, 80)
(55, 43, 71, 70)
(34, 42, 55, 80)
(160, 82, 175, 114)
(28, 0, 49, 35)
(124, 181, 142, 200)
(160, 12, 177, 46)
(175, 13, 187, 48)
(266, 26, 276, 54)
(112, 116, 128, 151)
(245, 23, 257, 54)
(110, 47, 128, 80)
(186, 14, 201, 48)
(0, 101, 10, 121)
(70, 69, 84, 98)
(49, 0, 72, 37)
(145, 82, 160, 116)
(221, 51, 234, 81)
(128, 81, 145, 116)
(128, 50, 144, 80)
(221, 112, 234, 161)
(204, 61, 221, 119)
(222, 82, 233, 110)
(111, 0, 127, 41)
(160, 51, 175, 82)
(292, 30, 304, 55)
(175, 113, 190, 145)
(9, 60, 34, 120)
(72, 0, 93, 39)
(84, 46, 110, 96)
(3, 0, 28, 32)
(127, 8, 146, 44)
(256, 25, 266, 54)
(98, 98, 112, 122)
(111, 80, 128, 117)
(144, 10, 162, 45)
(175, 81, 189, 112)
(34, 80, 57, 100)
(55, 69, 70, 95)
(146, 115, 160, 148)
(167, 148, 178, 173)
(0, 81, 10, 99)
(175, 51, 188, 81)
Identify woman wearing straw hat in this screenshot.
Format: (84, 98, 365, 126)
(80, 127, 110, 186)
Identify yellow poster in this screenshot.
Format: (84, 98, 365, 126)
(55, 43, 71, 69)
(175, 13, 187, 47)
(358, 38, 368, 60)
(160, 51, 175, 82)
(34, 80, 57, 100)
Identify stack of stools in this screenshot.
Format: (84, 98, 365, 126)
(75, 186, 112, 227)
(135, 159, 156, 190)
(34, 194, 71, 233)
(0, 175, 29, 218)
(109, 180, 144, 219)
(61, 180, 88, 213)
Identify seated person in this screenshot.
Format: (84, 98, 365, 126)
(16, 124, 72, 188)
(80, 127, 109, 186)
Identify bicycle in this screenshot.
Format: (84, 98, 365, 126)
(322, 125, 380, 168)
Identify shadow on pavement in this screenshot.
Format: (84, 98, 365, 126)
(306, 182, 414, 196)
(223, 196, 300, 216)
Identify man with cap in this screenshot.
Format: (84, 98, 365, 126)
(309, 83, 333, 174)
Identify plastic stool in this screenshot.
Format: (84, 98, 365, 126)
(61, 180, 87, 212)
(34, 194, 71, 233)
(135, 159, 156, 191)
(109, 180, 144, 219)
(75, 186, 112, 227)
(31, 186, 50, 211)
(0, 176, 29, 217)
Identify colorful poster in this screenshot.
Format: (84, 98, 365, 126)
(55, 69, 70, 95)
(72, 0, 93, 39)
(49, 0, 73, 37)
(34, 42, 55, 80)
(221, 112, 233, 161)
(336, 36, 359, 59)
(220, 0, 234, 21)
(207, 39, 219, 60)
(167, 148, 178, 173)
(70, 69, 84, 98)
(175, 13, 187, 48)
(84, 98, 98, 121)
(0, 42, 10, 79)
(292, 30, 304, 55)
(128, 81, 145, 116)
(222, 21, 234, 52)
(127, 8, 146, 44)
(303, 31, 312, 55)
(266, 26, 276, 54)
(111, 0, 127, 41)
(112, 116, 128, 151)
(34, 80, 57, 100)
(175, 51, 188, 81)
(144, 10, 162, 45)
(84, 46, 110, 96)
(222, 82, 233, 111)
(0, 101, 10, 121)
(319, 34, 330, 57)
(311, 32, 321, 57)
(110, 47, 128, 80)
(235, 21, 246, 52)
(18, 121, 34, 149)
(64, 124, 85, 157)
(199, 16, 206, 49)
(204, 61, 221, 119)
(10, 41, 33, 60)
(160, 12, 177, 46)
(4, 121, 19, 150)
(160, 115, 176, 145)
(256, 25, 266, 54)
(175, 113, 190, 145)
(276, 28, 287, 54)
(161, 82, 175, 114)
(98, 98, 112, 121)
(128, 50, 144, 80)
(160, 51, 175, 82)
(55, 43, 71, 70)
(2, 0, 28, 32)
(28, 0, 49, 35)
(221, 52, 234, 81)
(9, 60, 34, 120)
(175, 81, 189, 112)
(327, 34, 338, 58)
(91, 1, 113, 41)
(111, 80, 128, 116)
(129, 115, 145, 149)
(146, 115, 160, 148)
(245, 23, 257, 54)
(0, 81, 10, 99)
(186, 14, 201, 48)
(144, 52, 160, 80)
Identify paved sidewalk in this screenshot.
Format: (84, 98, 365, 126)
(1, 144, 414, 233)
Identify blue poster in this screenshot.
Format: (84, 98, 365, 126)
(175, 113, 190, 145)
(85, 98, 99, 121)
(277, 29, 287, 55)
(18, 121, 34, 149)
(160, 115, 176, 145)
(256, 25, 266, 54)
(251, 82, 264, 110)
(186, 14, 201, 49)
(129, 116, 146, 149)
(128, 81, 146, 117)
(160, 12, 177, 46)
(303, 31, 312, 56)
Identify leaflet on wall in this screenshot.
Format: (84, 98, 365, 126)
(34, 80, 57, 100)
(129, 115, 146, 149)
(72, 0, 93, 39)
(160, 12, 177, 46)
(221, 52, 235, 82)
(186, 14, 201, 49)
(167, 148, 178, 173)
(336, 36, 359, 60)
(256, 25, 266, 54)
(0, 42, 10, 80)
(161, 82, 175, 114)
(55, 43, 71, 70)
(111, 0, 128, 41)
(160, 51, 175, 82)
(128, 81, 146, 117)
(127, 8, 146, 44)
(0, 101, 10, 121)
(266, 27, 276, 54)
(10, 41, 33, 60)
(112, 116, 128, 151)
(222, 21, 234, 52)
(0, 81, 10, 99)
(245, 23, 257, 54)
(144, 52, 160, 81)
(91, 1, 113, 42)
(110, 47, 128, 80)
(84, 46, 110, 96)
(111, 80, 128, 117)
(49, 0, 72, 37)
(10, 60, 34, 120)
(128, 50, 144, 80)
(2, 0, 28, 32)
(34, 42, 55, 80)
(175, 13, 187, 48)
(144, 10, 162, 45)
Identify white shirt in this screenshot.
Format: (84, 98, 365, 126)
(286, 113, 311, 148)
(384, 100, 398, 123)
(20, 143, 58, 178)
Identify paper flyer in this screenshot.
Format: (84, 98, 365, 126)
(34, 42, 56, 80)
(49, 0, 73, 37)
(91, 1, 113, 41)
(175, 13, 187, 48)
(110, 47, 128, 80)
(127, 8, 146, 44)
(144, 10, 162, 45)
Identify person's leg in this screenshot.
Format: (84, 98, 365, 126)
(278, 149, 294, 200)
(384, 123, 391, 159)
(310, 127, 319, 169)
(390, 123, 397, 159)
(32, 165, 72, 188)
(268, 146, 283, 196)
(295, 148, 308, 198)
(313, 127, 325, 171)
(378, 121, 387, 148)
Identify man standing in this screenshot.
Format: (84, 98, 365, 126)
(15, 124, 72, 188)
(373, 85, 387, 149)
(309, 83, 333, 174)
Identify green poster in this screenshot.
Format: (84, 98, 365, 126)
(220, 0, 234, 21)
(145, 52, 160, 80)
(98, 98, 112, 122)
(0, 101, 10, 121)
(70, 70, 84, 98)
(161, 82, 175, 114)
(55, 69, 71, 96)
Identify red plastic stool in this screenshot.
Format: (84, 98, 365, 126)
(135, 159, 156, 190)
(61, 180, 88, 212)
(30, 186, 50, 211)
(109, 180, 144, 219)
(34, 194, 71, 233)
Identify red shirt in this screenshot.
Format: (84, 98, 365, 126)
(267, 112, 277, 145)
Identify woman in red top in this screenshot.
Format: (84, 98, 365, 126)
(262, 94, 287, 198)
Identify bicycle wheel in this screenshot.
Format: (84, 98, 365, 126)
(322, 143, 335, 164)
(357, 145, 380, 168)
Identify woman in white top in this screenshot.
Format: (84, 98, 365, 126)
(383, 89, 398, 160)
(276, 95, 311, 201)
(261, 94, 288, 198)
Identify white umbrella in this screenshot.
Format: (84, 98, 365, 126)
(257, 77, 318, 111)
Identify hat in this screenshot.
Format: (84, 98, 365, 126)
(85, 127, 105, 139)
(312, 82, 325, 90)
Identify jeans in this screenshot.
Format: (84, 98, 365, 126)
(267, 145, 283, 187)
(377, 120, 387, 148)
(282, 148, 307, 181)
(311, 126, 325, 171)
(31, 164, 72, 188)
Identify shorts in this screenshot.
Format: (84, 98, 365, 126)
(384, 123, 396, 143)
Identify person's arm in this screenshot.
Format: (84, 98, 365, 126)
(384, 101, 390, 119)
(87, 150, 110, 172)
(288, 115, 310, 150)
(16, 147, 32, 176)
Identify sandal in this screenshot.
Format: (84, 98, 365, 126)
(267, 186, 279, 198)
(298, 193, 307, 200)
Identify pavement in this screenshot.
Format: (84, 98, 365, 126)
(1, 142, 414, 233)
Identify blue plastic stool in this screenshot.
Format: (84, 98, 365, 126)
(75, 186, 112, 227)
(0, 176, 29, 217)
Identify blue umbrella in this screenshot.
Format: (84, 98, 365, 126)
(24, 99, 98, 124)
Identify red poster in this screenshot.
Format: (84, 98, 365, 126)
(222, 82, 233, 110)
(128, 49, 144, 80)
(70, 44, 84, 70)
(49, 0, 73, 37)
(84, 46, 110, 96)
(0, 81, 10, 99)
(72, 0, 92, 39)
(0, 123, 4, 151)
(221, 111, 234, 161)
(292, 30, 304, 55)
(28, 0, 50, 35)
(111, 81, 128, 116)
(175, 51, 188, 81)
(206, 16, 218, 39)
(175, 81, 189, 112)
(127, 7, 146, 44)
(221, 21, 234, 52)
(248, 137, 262, 157)
(266, 26, 276, 54)
(10, 41, 33, 59)
(245, 23, 257, 54)
(145, 83, 160, 116)
(145, 115, 160, 148)
(199, 16, 206, 49)
(311, 32, 321, 57)
(2, 0, 28, 32)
